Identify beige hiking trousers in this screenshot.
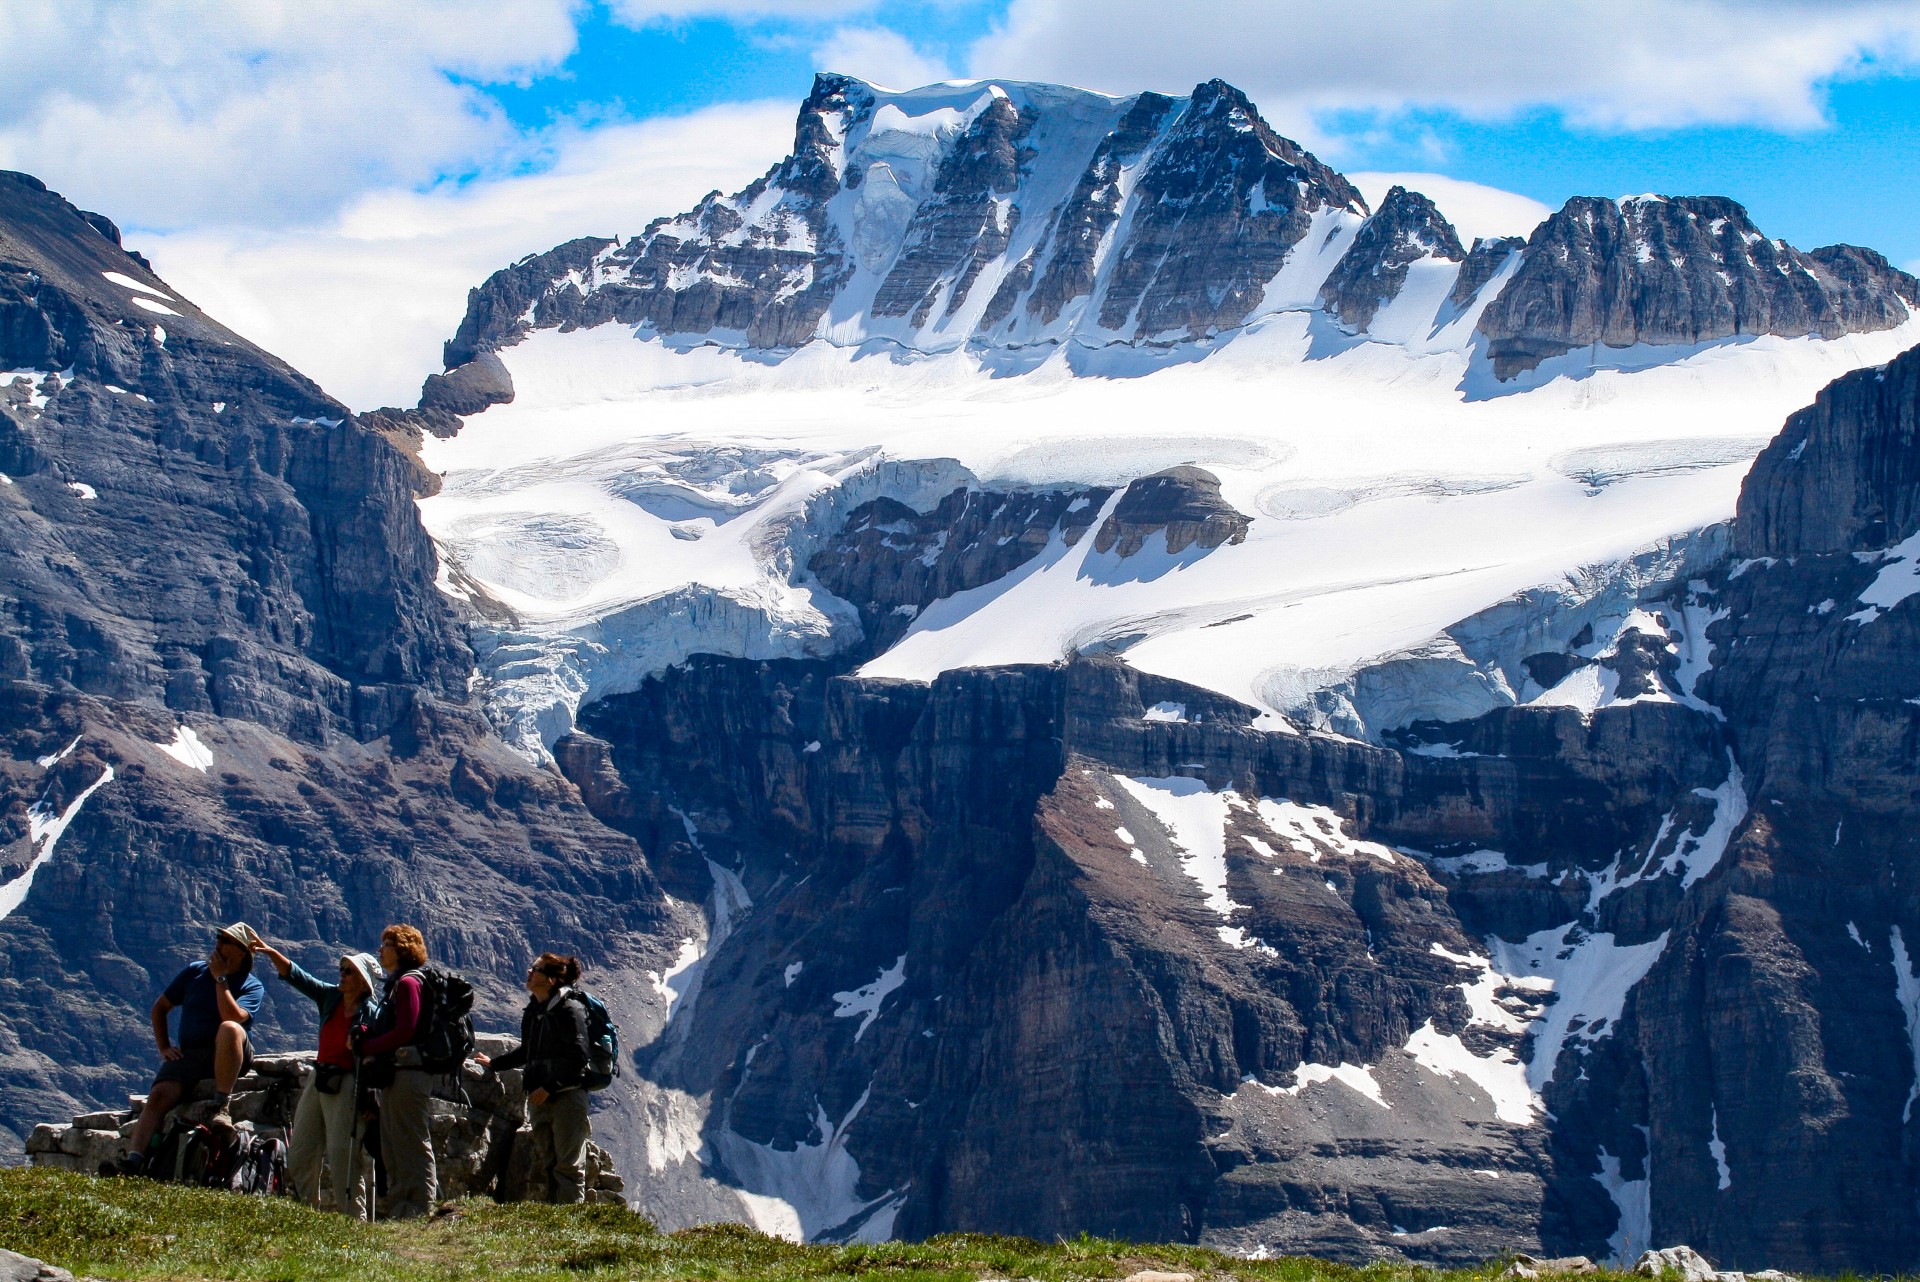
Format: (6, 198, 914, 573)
(288, 1073, 368, 1217)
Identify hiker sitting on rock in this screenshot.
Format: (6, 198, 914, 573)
(475, 953, 592, 1204)
(253, 936, 380, 1217)
(116, 922, 266, 1174)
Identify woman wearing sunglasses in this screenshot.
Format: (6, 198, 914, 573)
(475, 953, 593, 1203)
(254, 936, 382, 1216)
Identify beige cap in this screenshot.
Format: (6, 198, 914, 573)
(217, 921, 262, 951)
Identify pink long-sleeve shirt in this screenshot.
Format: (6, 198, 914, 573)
(356, 971, 422, 1057)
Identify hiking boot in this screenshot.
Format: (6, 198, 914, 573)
(106, 1151, 147, 1177)
(206, 1094, 235, 1140)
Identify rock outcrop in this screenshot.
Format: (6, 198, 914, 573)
(439, 74, 1369, 360)
(1091, 466, 1251, 556)
(434, 78, 1912, 384)
(1319, 185, 1464, 333)
(1476, 195, 1919, 378)
(807, 485, 1110, 658)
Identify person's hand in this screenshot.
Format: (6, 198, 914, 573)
(528, 1087, 549, 1107)
(159, 1045, 183, 1062)
(207, 952, 231, 979)
(473, 1052, 491, 1068)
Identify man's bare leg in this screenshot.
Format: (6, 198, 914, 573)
(126, 1078, 183, 1157)
(213, 1021, 248, 1093)
(207, 1022, 249, 1131)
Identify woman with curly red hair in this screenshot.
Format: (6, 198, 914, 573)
(357, 924, 437, 1218)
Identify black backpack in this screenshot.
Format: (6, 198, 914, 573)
(412, 965, 476, 1072)
(227, 1133, 288, 1195)
(150, 1117, 239, 1187)
(143, 1116, 205, 1183)
(569, 989, 620, 1091)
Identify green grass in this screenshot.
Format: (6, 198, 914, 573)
(0, 1166, 1616, 1282)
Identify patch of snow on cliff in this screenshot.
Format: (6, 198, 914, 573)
(650, 939, 702, 1015)
(35, 737, 80, 770)
(0, 766, 114, 919)
(1491, 925, 1670, 1091)
(832, 955, 906, 1041)
(67, 482, 97, 500)
(155, 726, 213, 772)
(1404, 1019, 1535, 1124)
(1848, 529, 1920, 625)
(1116, 775, 1241, 918)
(1595, 1145, 1651, 1264)
(1583, 759, 1745, 904)
(651, 815, 753, 1033)
(1889, 926, 1920, 1122)
(131, 296, 181, 318)
(1254, 798, 1395, 864)
(715, 1085, 902, 1243)
(101, 270, 172, 299)
(1709, 1106, 1731, 1190)
(1142, 701, 1188, 722)
(1428, 848, 1548, 877)
(1255, 1061, 1388, 1109)
(1403, 944, 1540, 1123)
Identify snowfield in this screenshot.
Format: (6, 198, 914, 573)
(418, 308, 1920, 756)
(411, 73, 1920, 757)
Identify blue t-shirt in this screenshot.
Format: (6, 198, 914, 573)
(162, 961, 265, 1049)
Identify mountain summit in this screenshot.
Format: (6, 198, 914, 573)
(441, 73, 1914, 388)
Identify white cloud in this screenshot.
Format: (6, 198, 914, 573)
(0, 0, 581, 229)
(966, 0, 1920, 133)
(1346, 172, 1552, 245)
(139, 101, 796, 411)
(608, 0, 875, 19)
(812, 26, 955, 91)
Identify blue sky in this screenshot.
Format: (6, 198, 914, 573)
(4, 0, 1914, 407)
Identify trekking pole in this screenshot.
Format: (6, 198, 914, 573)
(357, 1060, 375, 1226)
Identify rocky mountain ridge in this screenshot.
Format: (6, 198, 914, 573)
(436, 74, 1915, 393)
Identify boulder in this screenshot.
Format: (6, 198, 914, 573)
(1635, 1246, 1720, 1281)
(0, 1250, 73, 1282)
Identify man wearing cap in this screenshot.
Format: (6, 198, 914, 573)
(116, 922, 266, 1174)
(253, 935, 380, 1216)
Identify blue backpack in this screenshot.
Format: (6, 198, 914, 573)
(569, 990, 620, 1091)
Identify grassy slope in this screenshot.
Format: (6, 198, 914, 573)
(0, 1167, 1581, 1282)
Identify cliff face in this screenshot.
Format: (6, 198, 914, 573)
(0, 171, 686, 1170)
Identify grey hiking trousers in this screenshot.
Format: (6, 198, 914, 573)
(529, 1088, 591, 1204)
(379, 1068, 438, 1218)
